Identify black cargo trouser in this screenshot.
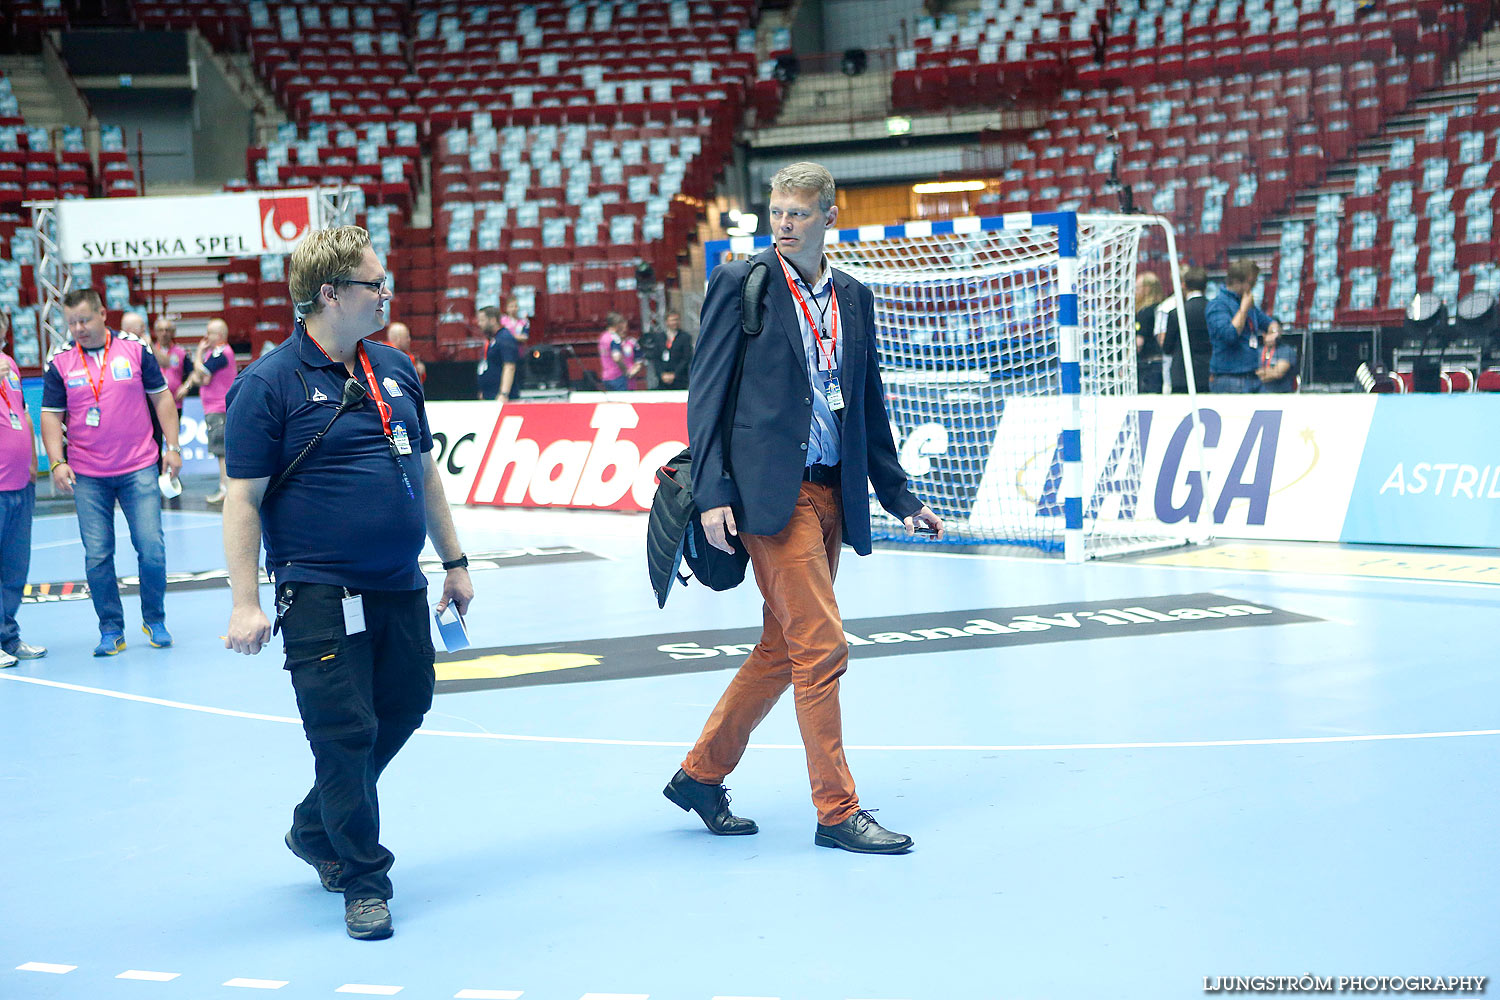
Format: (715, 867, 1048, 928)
(279, 582, 435, 901)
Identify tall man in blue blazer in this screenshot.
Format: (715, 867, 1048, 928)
(663, 162, 944, 854)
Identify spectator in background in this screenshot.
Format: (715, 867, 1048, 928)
(637, 319, 663, 389)
(0, 319, 44, 665)
(476, 302, 527, 402)
(1258, 335, 1298, 392)
(118, 311, 148, 339)
(152, 316, 189, 411)
(656, 310, 694, 390)
(1207, 260, 1282, 393)
(188, 318, 236, 504)
(40, 288, 181, 655)
(495, 296, 528, 401)
(385, 322, 426, 383)
(1134, 271, 1164, 394)
(598, 311, 641, 391)
(475, 306, 502, 400)
(1157, 266, 1211, 394)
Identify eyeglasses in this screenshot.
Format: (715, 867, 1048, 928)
(337, 277, 389, 294)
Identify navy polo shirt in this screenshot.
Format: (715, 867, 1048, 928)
(477, 332, 520, 400)
(225, 325, 433, 591)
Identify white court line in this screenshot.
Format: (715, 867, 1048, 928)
(224, 978, 289, 990)
(117, 970, 180, 981)
(335, 986, 403, 996)
(454, 991, 523, 999)
(16, 962, 75, 974)
(2, 673, 1497, 753)
(579, 994, 650, 1000)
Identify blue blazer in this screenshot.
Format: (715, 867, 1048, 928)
(688, 247, 922, 556)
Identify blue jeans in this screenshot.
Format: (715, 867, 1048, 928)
(603, 376, 630, 391)
(72, 464, 166, 634)
(1209, 372, 1262, 393)
(0, 482, 34, 649)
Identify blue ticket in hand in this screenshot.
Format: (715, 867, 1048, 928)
(434, 603, 470, 652)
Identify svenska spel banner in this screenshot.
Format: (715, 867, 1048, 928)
(53, 188, 321, 263)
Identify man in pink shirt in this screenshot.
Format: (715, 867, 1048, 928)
(0, 315, 45, 666)
(153, 315, 189, 412)
(597, 311, 642, 391)
(40, 288, 183, 656)
(188, 318, 236, 504)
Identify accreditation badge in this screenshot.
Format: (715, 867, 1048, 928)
(390, 420, 412, 456)
(85, 406, 101, 427)
(110, 356, 133, 381)
(822, 373, 845, 410)
(383, 376, 403, 398)
(8, 413, 20, 430)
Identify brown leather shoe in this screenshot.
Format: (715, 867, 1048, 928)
(663, 768, 758, 835)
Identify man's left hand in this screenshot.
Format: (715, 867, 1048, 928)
(436, 567, 473, 616)
(904, 505, 945, 540)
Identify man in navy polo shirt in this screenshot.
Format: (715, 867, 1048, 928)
(221, 225, 474, 941)
(1207, 260, 1283, 393)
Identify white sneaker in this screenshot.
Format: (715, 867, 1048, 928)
(0, 649, 17, 668)
(206, 488, 227, 504)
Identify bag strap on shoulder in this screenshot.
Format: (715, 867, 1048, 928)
(721, 259, 769, 475)
(741, 258, 770, 337)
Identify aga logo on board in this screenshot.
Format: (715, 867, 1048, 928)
(259, 196, 312, 252)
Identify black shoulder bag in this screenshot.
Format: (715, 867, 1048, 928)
(646, 260, 770, 608)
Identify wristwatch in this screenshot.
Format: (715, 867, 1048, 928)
(442, 554, 469, 571)
(163, 444, 181, 453)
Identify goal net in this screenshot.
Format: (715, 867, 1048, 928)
(707, 211, 1207, 561)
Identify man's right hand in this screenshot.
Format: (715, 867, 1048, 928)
(1240, 289, 1256, 312)
(50, 461, 75, 495)
(226, 604, 272, 655)
(701, 505, 738, 553)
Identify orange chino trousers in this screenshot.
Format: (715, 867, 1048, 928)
(682, 481, 859, 826)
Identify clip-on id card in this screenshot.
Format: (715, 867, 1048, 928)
(434, 603, 470, 652)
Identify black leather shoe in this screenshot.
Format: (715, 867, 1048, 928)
(344, 897, 393, 940)
(285, 831, 343, 892)
(663, 768, 758, 835)
(815, 809, 913, 854)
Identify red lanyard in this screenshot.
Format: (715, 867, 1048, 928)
(0, 369, 16, 419)
(79, 332, 112, 406)
(307, 333, 394, 438)
(356, 344, 394, 438)
(777, 252, 838, 371)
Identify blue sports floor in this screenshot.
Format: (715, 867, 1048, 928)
(1, 502, 1495, 1000)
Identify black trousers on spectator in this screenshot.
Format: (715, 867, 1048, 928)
(280, 583, 435, 901)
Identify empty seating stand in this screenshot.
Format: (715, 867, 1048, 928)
(1258, 78, 1500, 330)
(174, 0, 767, 362)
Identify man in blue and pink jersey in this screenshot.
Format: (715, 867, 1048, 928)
(192, 318, 236, 504)
(0, 313, 44, 666)
(39, 288, 183, 656)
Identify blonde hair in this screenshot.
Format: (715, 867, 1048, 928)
(1137, 271, 1163, 308)
(289, 225, 372, 315)
(770, 161, 836, 212)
